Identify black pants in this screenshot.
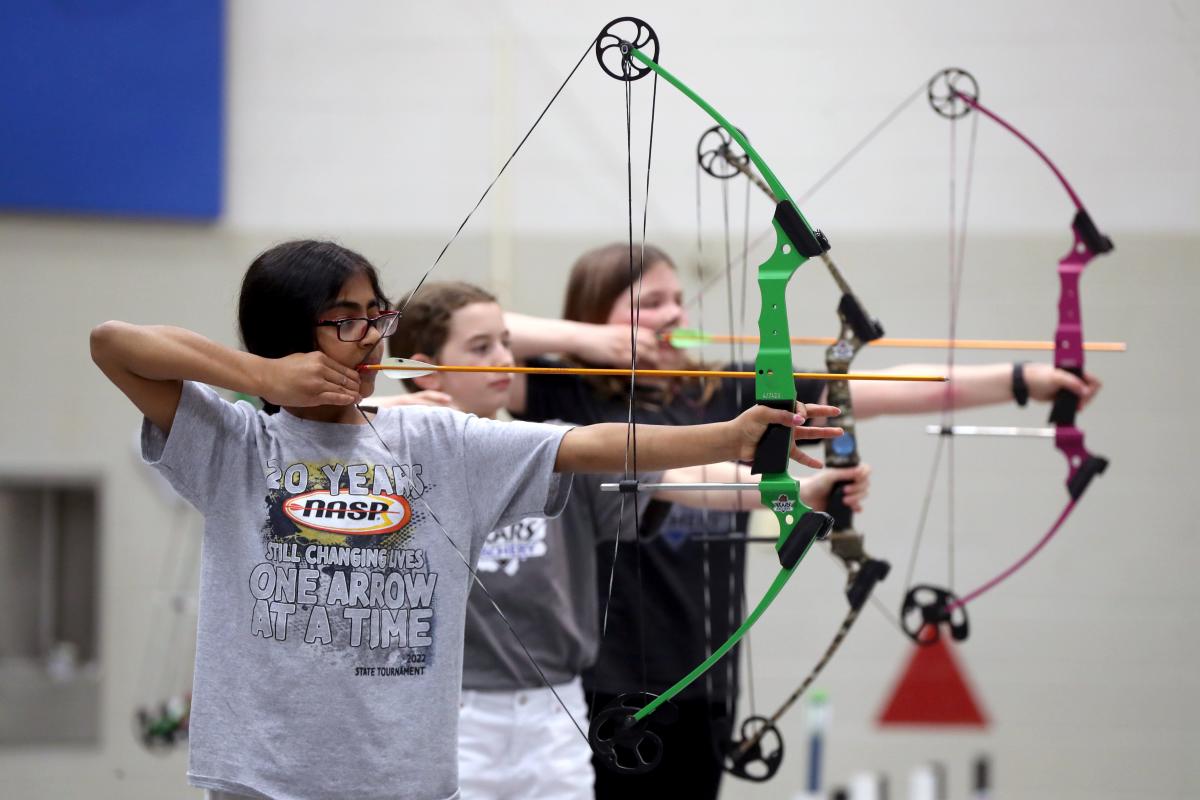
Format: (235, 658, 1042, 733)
(589, 691, 734, 800)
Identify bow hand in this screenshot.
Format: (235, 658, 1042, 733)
(1024, 363, 1102, 410)
(735, 404, 842, 469)
(801, 464, 871, 515)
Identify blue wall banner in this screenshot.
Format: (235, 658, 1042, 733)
(0, 1, 224, 220)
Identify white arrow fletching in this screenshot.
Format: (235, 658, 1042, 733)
(377, 357, 436, 379)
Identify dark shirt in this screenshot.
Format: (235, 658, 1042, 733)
(516, 358, 823, 701)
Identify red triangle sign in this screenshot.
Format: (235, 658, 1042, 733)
(877, 625, 989, 727)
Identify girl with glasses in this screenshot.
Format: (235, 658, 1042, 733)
(89, 239, 845, 800)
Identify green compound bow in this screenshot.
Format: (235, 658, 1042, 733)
(691, 124, 893, 782)
(360, 16, 853, 776)
(585, 17, 836, 774)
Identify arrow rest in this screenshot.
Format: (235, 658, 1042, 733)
(927, 67, 979, 119)
(901, 584, 969, 645)
(588, 692, 675, 775)
(723, 715, 784, 782)
(595, 17, 659, 81)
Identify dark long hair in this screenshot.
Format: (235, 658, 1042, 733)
(238, 240, 390, 412)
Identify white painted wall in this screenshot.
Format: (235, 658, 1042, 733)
(0, 1, 1195, 798)
(222, 0, 1198, 238)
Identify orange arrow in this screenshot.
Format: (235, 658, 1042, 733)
(362, 358, 947, 383)
(664, 330, 1126, 352)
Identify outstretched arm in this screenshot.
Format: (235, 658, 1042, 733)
(554, 403, 842, 474)
(505, 312, 659, 365)
(851, 362, 1100, 419)
(654, 461, 870, 513)
(503, 312, 661, 415)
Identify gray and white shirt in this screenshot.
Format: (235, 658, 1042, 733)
(142, 381, 569, 800)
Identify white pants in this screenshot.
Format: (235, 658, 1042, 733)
(458, 677, 594, 800)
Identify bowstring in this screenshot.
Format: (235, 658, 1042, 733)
(950, 112, 980, 587)
(692, 159, 753, 735)
(796, 81, 929, 207)
(719, 165, 738, 725)
(356, 408, 592, 746)
(693, 160, 718, 720)
(904, 102, 980, 594)
(633, 68, 661, 693)
(718, 171, 756, 725)
(736, 168, 757, 720)
(360, 30, 605, 752)
(397, 36, 596, 316)
(684, 78, 929, 316)
(946, 110, 960, 591)
(597, 54, 658, 706)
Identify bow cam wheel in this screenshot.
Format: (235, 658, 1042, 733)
(723, 714, 784, 782)
(928, 67, 979, 119)
(901, 584, 970, 645)
(697, 125, 750, 179)
(589, 692, 669, 774)
(596, 17, 660, 81)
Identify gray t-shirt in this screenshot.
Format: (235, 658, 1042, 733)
(141, 381, 569, 800)
(461, 472, 658, 691)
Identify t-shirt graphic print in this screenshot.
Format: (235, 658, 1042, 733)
(476, 517, 548, 576)
(255, 455, 439, 674)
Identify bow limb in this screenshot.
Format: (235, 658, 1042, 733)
(627, 48, 827, 256)
(945, 81, 1113, 500)
(951, 90, 1112, 520)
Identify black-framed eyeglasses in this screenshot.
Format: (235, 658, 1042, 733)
(316, 310, 401, 342)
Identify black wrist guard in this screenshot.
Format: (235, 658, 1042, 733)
(1012, 362, 1029, 407)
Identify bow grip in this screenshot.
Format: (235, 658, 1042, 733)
(751, 399, 796, 475)
(1048, 367, 1084, 427)
(827, 480, 854, 532)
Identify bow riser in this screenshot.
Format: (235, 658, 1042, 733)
(1051, 206, 1112, 501)
(628, 44, 835, 562)
(1054, 228, 1106, 381)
